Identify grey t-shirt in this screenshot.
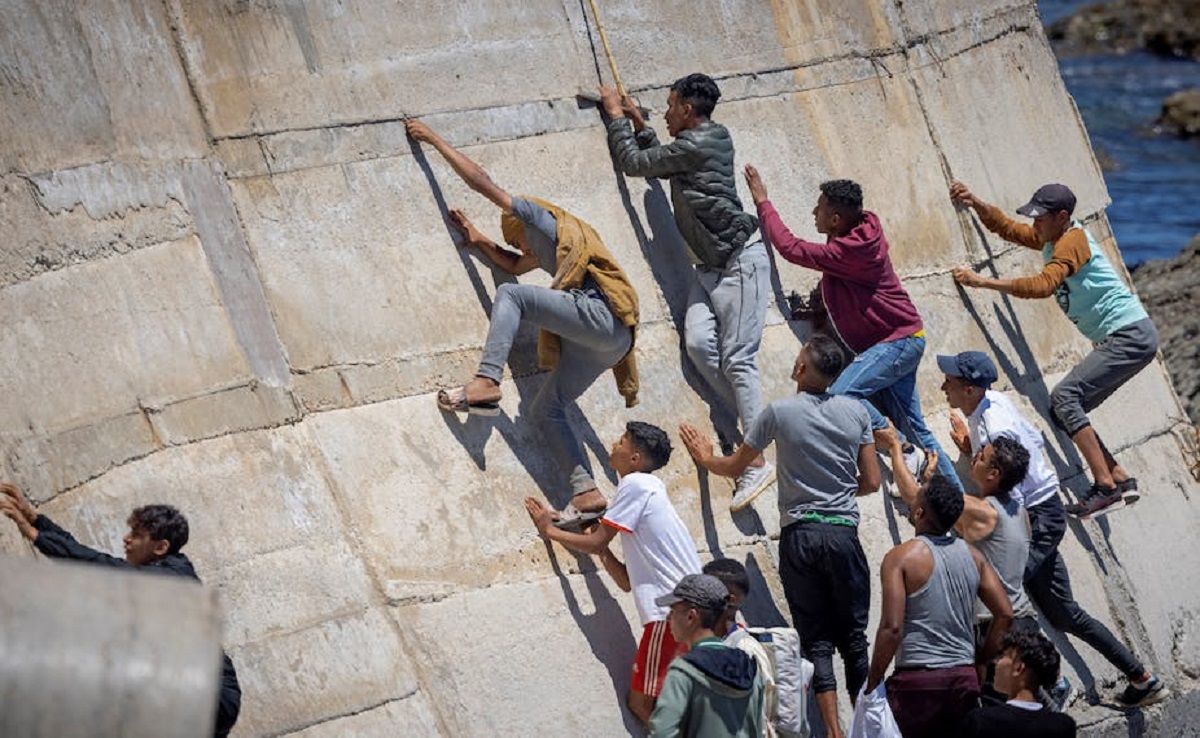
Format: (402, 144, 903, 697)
(745, 392, 872, 524)
(510, 197, 559, 275)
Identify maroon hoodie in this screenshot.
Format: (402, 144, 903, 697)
(758, 201, 923, 354)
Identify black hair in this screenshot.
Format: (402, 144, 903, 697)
(819, 179, 864, 215)
(703, 558, 751, 598)
(1001, 629, 1061, 690)
(696, 604, 725, 630)
(626, 421, 673, 471)
(129, 504, 189, 555)
(804, 335, 847, 381)
(923, 475, 964, 533)
(670, 73, 721, 118)
(989, 435, 1030, 495)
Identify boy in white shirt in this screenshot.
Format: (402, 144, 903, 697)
(526, 421, 702, 723)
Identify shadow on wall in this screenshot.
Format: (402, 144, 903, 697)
(547, 544, 644, 737)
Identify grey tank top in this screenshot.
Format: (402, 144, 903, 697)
(896, 535, 979, 669)
(974, 496, 1034, 620)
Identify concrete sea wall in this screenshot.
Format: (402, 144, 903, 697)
(2, 1, 1198, 735)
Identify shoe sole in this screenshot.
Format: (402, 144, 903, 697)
(1121, 685, 1170, 708)
(1080, 498, 1127, 522)
(730, 467, 777, 512)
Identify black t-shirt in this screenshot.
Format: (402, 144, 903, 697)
(959, 703, 1076, 737)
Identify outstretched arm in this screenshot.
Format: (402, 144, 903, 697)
(524, 497, 618, 556)
(950, 181, 1040, 249)
(406, 120, 513, 212)
(1, 485, 130, 567)
(874, 424, 936, 509)
(598, 545, 631, 592)
(679, 423, 760, 479)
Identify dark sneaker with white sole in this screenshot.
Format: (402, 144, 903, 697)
(1065, 484, 1125, 520)
(1117, 477, 1140, 505)
(1118, 674, 1168, 707)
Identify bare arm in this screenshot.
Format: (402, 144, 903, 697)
(856, 442, 881, 496)
(525, 497, 618, 556)
(866, 546, 909, 692)
(974, 547, 1014, 663)
(446, 209, 539, 276)
(598, 545, 631, 592)
(954, 495, 998, 543)
(680, 423, 760, 479)
(874, 425, 937, 509)
(406, 120, 513, 212)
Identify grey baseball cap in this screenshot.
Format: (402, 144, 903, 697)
(1016, 183, 1076, 218)
(654, 574, 730, 611)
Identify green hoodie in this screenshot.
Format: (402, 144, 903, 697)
(649, 640, 765, 738)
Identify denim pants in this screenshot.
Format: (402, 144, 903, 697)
(1024, 496, 1144, 677)
(477, 283, 633, 495)
(1050, 317, 1158, 435)
(827, 335, 960, 486)
(683, 241, 770, 446)
(779, 522, 871, 697)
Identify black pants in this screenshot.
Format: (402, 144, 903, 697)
(215, 653, 242, 738)
(1024, 496, 1144, 678)
(779, 521, 870, 695)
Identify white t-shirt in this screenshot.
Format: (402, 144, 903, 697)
(968, 390, 1059, 508)
(602, 472, 702, 625)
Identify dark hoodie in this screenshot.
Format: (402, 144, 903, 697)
(757, 202, 924, 354)
(649, 640, 765, 738)
(32, 515, 242, 737)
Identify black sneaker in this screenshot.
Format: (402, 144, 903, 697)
(1118, 674, 1168, 707)
(1117, 477, 1140, 505)
(1065, 484, 1125, 520)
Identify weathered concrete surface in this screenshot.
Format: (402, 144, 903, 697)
(0, 556, 222, 738)
(2, 1, 1199, 736)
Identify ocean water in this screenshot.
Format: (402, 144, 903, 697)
(1038, 0, 1200, 264)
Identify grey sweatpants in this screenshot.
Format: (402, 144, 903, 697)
(1050, 317, 1159, 436)
(478, 283, 632, 496)
(683, 241, 771, 446)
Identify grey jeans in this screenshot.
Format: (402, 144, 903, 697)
(683, 241, 770, 446)
(478, 282, 633, 495)
(1050, 317, 1159, 436)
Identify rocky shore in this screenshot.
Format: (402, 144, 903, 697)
(1131, 234, 1200, 423)
(1047, 0, 1200, 59)
(1157, 88, 1200, 138)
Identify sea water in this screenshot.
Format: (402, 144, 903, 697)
(1040, 0, 1200, 264)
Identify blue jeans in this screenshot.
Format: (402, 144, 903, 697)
(478, 283, 633, 495)
(682, 241, 771, 446)
(827, 336, 960, 487)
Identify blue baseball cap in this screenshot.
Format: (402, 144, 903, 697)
(936, 351, 998, 388)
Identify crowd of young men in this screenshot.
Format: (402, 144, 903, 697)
(0, 68, 1170, 738)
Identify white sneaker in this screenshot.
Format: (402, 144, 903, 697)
(731, 462, 776, 512)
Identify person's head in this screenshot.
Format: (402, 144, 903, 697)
(969, 436, 1030, 498)
(937, 351, 997, 413)
(1017, 183, 1076, 243)
(813, 179, 864, 236)
(656, 573, 730, 644)
(665, 73, 720, 136)
(792, 335, 847, 393)
(500, 212, 529, 252)
(703, 559, 750, 634)
(994, 629, 1061, 698)
(124, 504, 189, 566)
(610, 421, 672, 476)
(913, 475, 964, 535)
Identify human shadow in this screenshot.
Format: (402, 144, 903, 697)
(413, 141, 618, 507)
(1037, 611, 1100, 703)
(612, 173, 743, 449)
(546, 542, 644, 736)
(742, 551, 789, 629)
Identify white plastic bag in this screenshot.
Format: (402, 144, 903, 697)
(848, 683, 902, 738)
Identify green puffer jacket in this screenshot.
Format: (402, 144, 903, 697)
(607, 118, 759, 269)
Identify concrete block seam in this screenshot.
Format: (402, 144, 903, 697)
(269, 688, 426, 738)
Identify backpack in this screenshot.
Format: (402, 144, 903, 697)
(728, 626, 813, 738)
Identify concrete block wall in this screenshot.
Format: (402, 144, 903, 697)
(2, 1, 1198, 735)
